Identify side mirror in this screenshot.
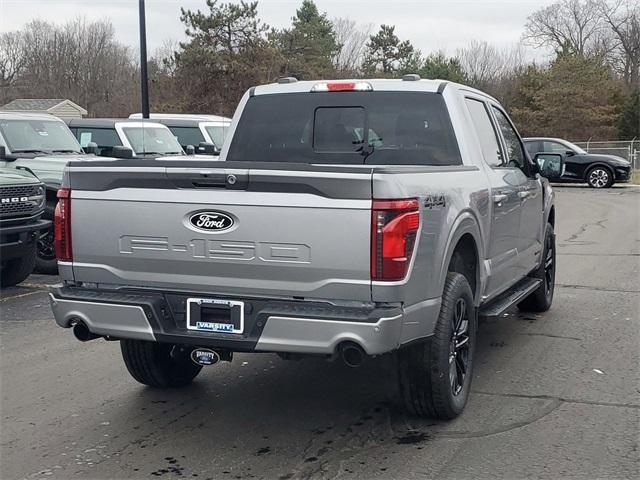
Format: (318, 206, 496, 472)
(534, 153, 563, 179)
(565, 150, 575, 157)
(112, 146, 134, 159)
(185, 145, 196, 155)
(198, 142, 219, 155)
(84, 142, 99, 155)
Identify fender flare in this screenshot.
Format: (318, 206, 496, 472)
(437, 211, 484, 303)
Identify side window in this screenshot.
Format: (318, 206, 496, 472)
(168, 127, 205, 149)
(76, 128, 121, 156)
(543, 141, 568, 154)
(465, 98, 503, 167)
(491, 106, 526, 169)
(524, 141, 541, 157)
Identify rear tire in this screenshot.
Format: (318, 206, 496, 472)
(518, 223, 555, 312)
(398, 272, 477, 419)
(120, 340, 202, 388)
(0, 242, 37, 288)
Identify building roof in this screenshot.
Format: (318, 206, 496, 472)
(1, 98, 88, 115)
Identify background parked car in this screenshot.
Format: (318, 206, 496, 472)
(67, 119, 186, 157)
(0, 112, 92, 273)
(128, 113, 231, 154)
(524, 137, 632, 188)
(0, 165, 50, 287)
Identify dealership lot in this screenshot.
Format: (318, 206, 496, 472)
(1, 185, 638, 479)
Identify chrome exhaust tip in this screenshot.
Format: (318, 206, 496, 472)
(339, 342, 365, 368)
(72, 322, 101, 342)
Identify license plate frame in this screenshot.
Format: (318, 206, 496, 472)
(186, 298, 244, 334)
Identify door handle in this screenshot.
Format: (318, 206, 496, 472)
(493, 193, 508, 203)
(518, 191, 529, 199)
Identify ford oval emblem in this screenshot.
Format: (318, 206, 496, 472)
(189, 211, 234, 232)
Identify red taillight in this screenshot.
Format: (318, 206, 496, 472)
(311, 81, 373, 92)
(54, 188, 72, 262)
(327, 82, 356, 91)
(371, 199, 420, 281)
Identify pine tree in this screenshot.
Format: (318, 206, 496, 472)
(174, 0, 278, 115)
(362, 25, 416, 76)
(271, 0, 339, 79)
(618, 89, 640, 139)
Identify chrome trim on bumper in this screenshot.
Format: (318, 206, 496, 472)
(48, 293, 155, 341)
(255, 314, 403, 355)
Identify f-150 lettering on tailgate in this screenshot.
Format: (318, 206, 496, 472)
(119, 235, 310, 264)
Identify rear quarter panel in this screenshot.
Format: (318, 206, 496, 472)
(372, 167, 490, 304)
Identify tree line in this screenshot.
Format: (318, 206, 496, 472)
(1, 0, 638, 141)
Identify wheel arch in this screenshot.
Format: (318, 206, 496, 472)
(548, 205, 555, 228)
(439, 213, 484, 304)
(584, 163, 614, 182)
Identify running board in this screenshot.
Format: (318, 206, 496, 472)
(479, 278, 542, 318)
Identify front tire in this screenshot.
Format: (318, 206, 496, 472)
(587, 166, 613, 188)
(518, 223, 555, 312)
(398, 272, 477, 419)
(120, 340, 202, 388)
(0, 242, 37, 288)
(35, 203, 58, 274)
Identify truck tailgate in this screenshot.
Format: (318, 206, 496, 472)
(67, 163, 373, 302)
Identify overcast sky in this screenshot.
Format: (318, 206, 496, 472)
(0, 0, 556, 59)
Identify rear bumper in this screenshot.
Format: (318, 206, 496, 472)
(49, 286, 406, 355)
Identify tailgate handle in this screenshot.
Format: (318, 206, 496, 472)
(167, 170, 248, 189)
(192, 178, 228, 188)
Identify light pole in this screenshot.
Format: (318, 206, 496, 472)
(139, 0, 150, 119)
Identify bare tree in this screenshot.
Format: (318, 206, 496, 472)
(523, 0, 610, 57)
(0, 32, 27, 103)
(1, 17, 139, 116)
(152, 38, 180, 75)
(456, 40, 525, 88)
(597, 0, 640, 87)
(331, 17, 372, 74)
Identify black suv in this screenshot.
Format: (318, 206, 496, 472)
(524, 137, 632, 188)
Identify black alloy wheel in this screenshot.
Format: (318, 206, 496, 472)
(449, 297, 470, 396)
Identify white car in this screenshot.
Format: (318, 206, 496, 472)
(128, 113, 231, 153)
(66, 118, 186, 158)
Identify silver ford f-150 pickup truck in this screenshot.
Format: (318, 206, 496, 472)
(49, 77, 556, 419)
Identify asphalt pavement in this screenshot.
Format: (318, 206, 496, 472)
(1, 185, 639, 480)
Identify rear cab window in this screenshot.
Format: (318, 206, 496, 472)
(227, 92, 461, 166)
